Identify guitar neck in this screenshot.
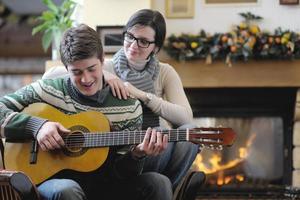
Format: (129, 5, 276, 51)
(74, 129, 188, 148)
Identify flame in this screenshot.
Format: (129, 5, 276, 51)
(192, 133, 257, 185)
(193, 153, 243, 174)
(217, 170, 224, 185)
(236, 174, 244, 182)
(224, 176, 233, 184)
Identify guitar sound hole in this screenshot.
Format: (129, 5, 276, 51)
(63, 126, 88, 157)
(66, 132, 84, 148)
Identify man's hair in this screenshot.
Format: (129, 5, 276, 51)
(124, 9, 166, 52)
(60, 24, 104, 68)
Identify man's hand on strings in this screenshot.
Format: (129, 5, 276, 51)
(37, 122, 70, 151)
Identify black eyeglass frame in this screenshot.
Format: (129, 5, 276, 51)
(123, 32, 155, 48)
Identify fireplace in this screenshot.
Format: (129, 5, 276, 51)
(186, 88, 297, 197)
(194, 117, 284, 183)
(155, 57, 300, 198)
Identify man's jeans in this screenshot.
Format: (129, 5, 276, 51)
(38, 179, 86, 200)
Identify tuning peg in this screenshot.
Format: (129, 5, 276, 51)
(199, 144, 205, 151)
(209, 144, 215, 150)
(216, 145, 223, 151)
(205, 144, 224, 151)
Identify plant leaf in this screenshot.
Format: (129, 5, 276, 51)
(41, 11, 55, 21)
(32, 22, 48, 35)
(42, 0, 59, 14)
(42, 30, 53, 52)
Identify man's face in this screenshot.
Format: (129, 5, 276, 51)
(67, 56, 103, 96)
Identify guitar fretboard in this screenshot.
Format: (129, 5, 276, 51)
(63, 129, 188, 148)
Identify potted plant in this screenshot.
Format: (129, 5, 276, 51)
(32, 0, 76, 60)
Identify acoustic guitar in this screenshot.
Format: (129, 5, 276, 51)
(4, 103, 236, 184)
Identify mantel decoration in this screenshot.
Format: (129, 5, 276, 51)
(164, 12, 300, 66)
(32, 0, 76, 60)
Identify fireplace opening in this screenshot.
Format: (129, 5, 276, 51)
(193, 117, 283, 186)
(186, 88, 297, 197)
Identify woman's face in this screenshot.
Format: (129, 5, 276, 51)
(124, 25, 157, 62)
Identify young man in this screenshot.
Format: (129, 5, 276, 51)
(0, 24, 171, 200)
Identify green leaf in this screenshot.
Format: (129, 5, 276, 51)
(41, 11, 55, 21)
(42, 0, 59, 14)
(62, 0, 74, 10)
(32, 23, 48, 35)
(66, 20, 72, 28)
(65, 6, 76, 21)
(42, 30, 53, 52)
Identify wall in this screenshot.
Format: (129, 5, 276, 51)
(82, 0, 151, 29)
(81, 0, 300, 36)
(151, 0, 300, 36)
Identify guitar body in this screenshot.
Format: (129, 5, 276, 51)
(4, 103, 110, 184)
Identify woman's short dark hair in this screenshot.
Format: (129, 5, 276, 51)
(125, 9, 166, 52)
(60, 24, 104, 68)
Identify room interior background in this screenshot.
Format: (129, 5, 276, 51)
(1, 1, 300, 198)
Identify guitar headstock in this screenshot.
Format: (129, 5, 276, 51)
(189, 127, 236, 150)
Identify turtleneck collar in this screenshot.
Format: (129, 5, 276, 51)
(128, 56, 150, 71)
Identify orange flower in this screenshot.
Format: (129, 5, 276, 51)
(275, 37, 281, 44)
(268, 37, 274, 44)
(221, 35, 228, 43)
(230, 45, 237, 53)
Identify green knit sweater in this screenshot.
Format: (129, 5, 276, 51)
(0, 77, 143, 180)
(0, 77, 142, 139)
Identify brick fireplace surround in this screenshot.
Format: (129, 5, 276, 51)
(162, 58, 300, 187)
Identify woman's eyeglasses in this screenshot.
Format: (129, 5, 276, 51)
(124, 32, 155, 48)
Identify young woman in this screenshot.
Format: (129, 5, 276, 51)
(104, 9, 202, 198)
(105, 10, 193, 130)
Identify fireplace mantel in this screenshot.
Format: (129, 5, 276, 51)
(162, 59, 300, 88)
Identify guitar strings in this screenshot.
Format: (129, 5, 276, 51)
(62, 129, 189, 147)
(59, 129, 222, 148)
(60, 128, 222, 141)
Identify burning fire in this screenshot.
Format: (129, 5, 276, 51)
(192, 133, 256, 185)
